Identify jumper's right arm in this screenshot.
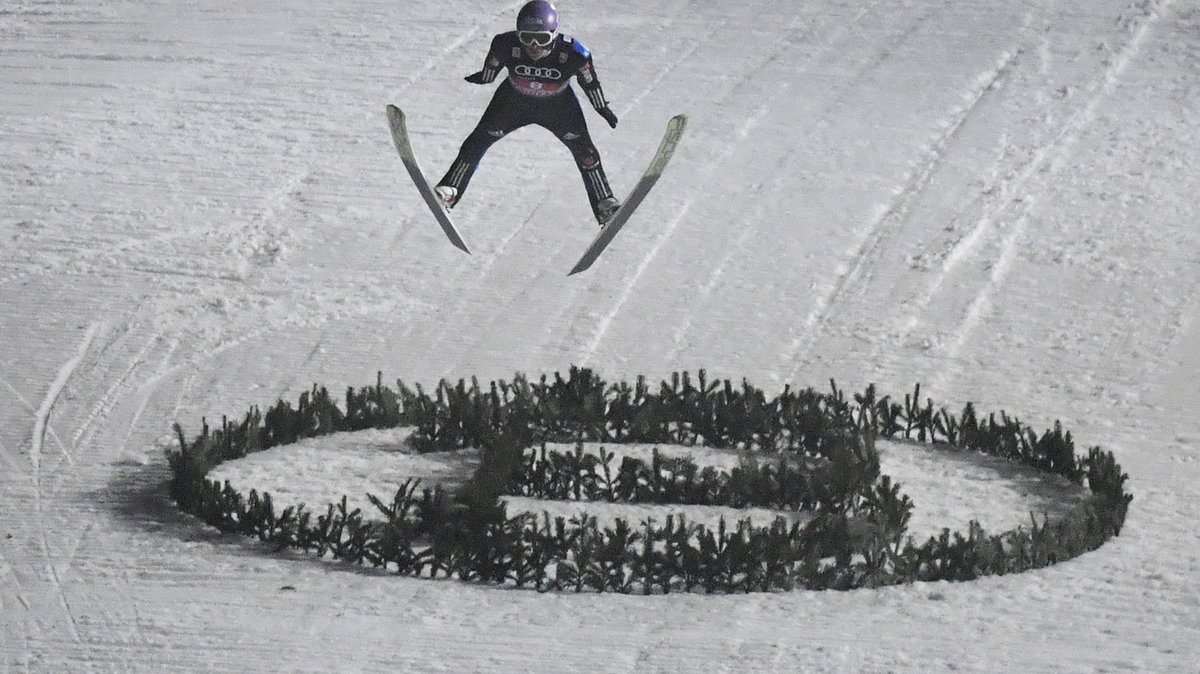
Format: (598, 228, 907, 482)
(465, 37, 504, 84)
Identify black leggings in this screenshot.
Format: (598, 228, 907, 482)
(439, 81, 614, 215)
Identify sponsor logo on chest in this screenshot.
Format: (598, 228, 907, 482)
(514, 64, 563, 80)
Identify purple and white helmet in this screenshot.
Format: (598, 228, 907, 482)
(516, 1, 558, 34)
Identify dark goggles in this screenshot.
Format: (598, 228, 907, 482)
(518, 30, 555, 47)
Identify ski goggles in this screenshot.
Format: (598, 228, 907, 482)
(518, 30, 555, 47)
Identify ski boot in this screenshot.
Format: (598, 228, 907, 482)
(596, 196, 621, 227)
(434, 185, 459, 209)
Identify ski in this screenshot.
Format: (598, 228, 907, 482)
(568, 113, 688, 275)
(385, 104, 471, 254)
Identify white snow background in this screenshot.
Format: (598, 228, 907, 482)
(2, 0, 1199, 672)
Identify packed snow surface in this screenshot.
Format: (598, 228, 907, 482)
(3, 0, 1199, 671)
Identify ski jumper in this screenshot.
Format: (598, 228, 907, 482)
(437, 31, 617, 222)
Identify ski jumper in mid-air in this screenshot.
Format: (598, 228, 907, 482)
(434, 1, 622, 226)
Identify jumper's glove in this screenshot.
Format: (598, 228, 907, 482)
(464, 71, 489, 84)
(598, 107, 618, 129)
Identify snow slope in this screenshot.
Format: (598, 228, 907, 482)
(2, 0, 1198, 671)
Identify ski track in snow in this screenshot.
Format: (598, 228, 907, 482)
(31, 322, 101, 485)
(29, 321, 100, 647)
(923, 0, 1169, 392)
(779, 46, 1021, 385)
(851, 0, 1175, 400)
(660, 0, 895, 363)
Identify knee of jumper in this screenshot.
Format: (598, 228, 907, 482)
(558, 133, 600, 170)
(571, 146, 602, 172)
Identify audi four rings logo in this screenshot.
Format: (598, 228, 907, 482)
(515, 65, 562, 79)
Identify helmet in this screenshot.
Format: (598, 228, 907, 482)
(516, 1, 558, 33)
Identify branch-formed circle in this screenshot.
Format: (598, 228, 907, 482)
(168, 368, 1132, 593)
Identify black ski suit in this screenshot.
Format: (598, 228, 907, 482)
(437, 31, 619, 222)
